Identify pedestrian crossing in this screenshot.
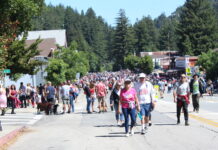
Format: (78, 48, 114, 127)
(0, 113, 43, 126)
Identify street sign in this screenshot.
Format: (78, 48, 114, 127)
(76, 73, 80, 80)
(186, 67, 191, 76)
(3, 69, 11, 74)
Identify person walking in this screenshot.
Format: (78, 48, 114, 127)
(134, 73, 155, 134)
(110, 82, 124, 126)
(19, 82, 27, 108)
(96, 79, 107, 113)
(46, 82, 56, 104)
(69, 83, 76, 113)
(173, 74, 190, 126)
(190, 74, 203, 113)
(84, 82, 92, 114)
(61, 82, 71, 114)
(89, 82, 96, 113)
(118, 78, 140, 137)
(9, 85, 19, 114)
(0, 84, 7, 116)
(26, 83, 32, 107)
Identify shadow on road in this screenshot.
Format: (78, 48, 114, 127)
(109, 132, 141, 135)
(96, 135, 125, 138)
(154, 123, 177, 126)
(94, 125, 118, 128)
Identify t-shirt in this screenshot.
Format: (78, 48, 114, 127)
(61, 85, 70, 99)
(134, 81, 155, 104)
(193, 81, 200, 95)
(19, 85, 26, 96)
(26, 86, 32, 96)
(120, 88, 137, 109)
(174, 82, 190, 96)
(96, 82, 106, 97)
(46, 86, 55, 99)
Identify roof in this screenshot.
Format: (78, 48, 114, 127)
(151, 55, 169, 59)
(25, 38, 57, 57)
(140, 51, 179, 57)
(27, 30, 67, 47)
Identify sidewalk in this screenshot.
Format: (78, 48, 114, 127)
(0, 91, 88, 148)
(0, 106, 43, 148)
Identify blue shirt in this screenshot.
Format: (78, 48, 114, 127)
(46, 86, 55, 99)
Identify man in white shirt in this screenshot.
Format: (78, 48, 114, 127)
(134, 73, 155, 134)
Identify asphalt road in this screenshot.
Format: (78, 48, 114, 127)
(8, 93, 218, 150)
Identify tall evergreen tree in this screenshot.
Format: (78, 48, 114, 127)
(177, 0, 218, 56)
(134, 16, 158, 54)
(113, 9, 135, 70)
(158, 18, 177, 51)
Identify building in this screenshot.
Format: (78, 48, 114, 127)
(5, 30, 67, 88)
(140, 51, 179, 70)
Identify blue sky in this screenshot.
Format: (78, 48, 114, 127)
(45, 0, 186, 25)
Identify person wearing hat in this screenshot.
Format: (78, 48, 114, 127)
(134, 73, 155, 134)
(173, 74, 190, 126)
(118, 78, 140, 137)
(189, 74, 203, 113)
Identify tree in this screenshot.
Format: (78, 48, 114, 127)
(158, 18, 177, 51)
(46, 58, 68, 85)
(138, 56, 153, 74)
(134, 16, 158, 54)
(197, 50, 218, 80)
(124, 54, 153, 74)
(0, 0, 44, 79)
(177, 0, 218, 56)
(113, 9, 135, 70)
(124, 54, 140, 72)
(54, 41, 89, 80)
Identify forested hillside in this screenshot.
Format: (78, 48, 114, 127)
(31, 0, 218, 71)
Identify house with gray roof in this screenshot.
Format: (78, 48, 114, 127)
(5, 30, 67, 88)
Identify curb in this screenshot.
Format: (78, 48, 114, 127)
(0, 126, 26, 147)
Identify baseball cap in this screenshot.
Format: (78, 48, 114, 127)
(181, 74, 186, 78)
(124, 78, 132, 83)
(139, 73, 146, 78)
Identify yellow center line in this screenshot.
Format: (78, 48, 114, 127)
(189, 114, 218, 128)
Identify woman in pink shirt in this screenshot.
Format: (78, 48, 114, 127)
(118, 79, 140, 137)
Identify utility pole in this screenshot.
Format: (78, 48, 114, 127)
(168, 32, 171, 70)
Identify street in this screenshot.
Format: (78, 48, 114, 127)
(7, 93, 218, 150)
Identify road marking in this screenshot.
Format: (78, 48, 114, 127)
(189, 114, 218, 128)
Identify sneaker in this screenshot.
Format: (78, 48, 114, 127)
(126, 133, 129, 137)
(141, 129, 145, 134)
(130, 128, 134, 135)
(149, 122, 152, 126)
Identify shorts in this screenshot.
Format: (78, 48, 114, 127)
(62, 99, 70, 105)
(140, 103, 151, 117)
(26, 95, 31, 99)
(98, 96, 105, 103)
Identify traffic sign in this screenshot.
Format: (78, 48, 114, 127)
(186, 67, 191, 76)
(3, 69, 11, 74)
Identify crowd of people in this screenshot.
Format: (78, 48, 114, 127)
(0, 70, 216, 137)
(80, 71, 216, 137)
(0, 81, 80, 115)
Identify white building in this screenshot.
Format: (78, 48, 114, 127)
(5, 30, 67, 88)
